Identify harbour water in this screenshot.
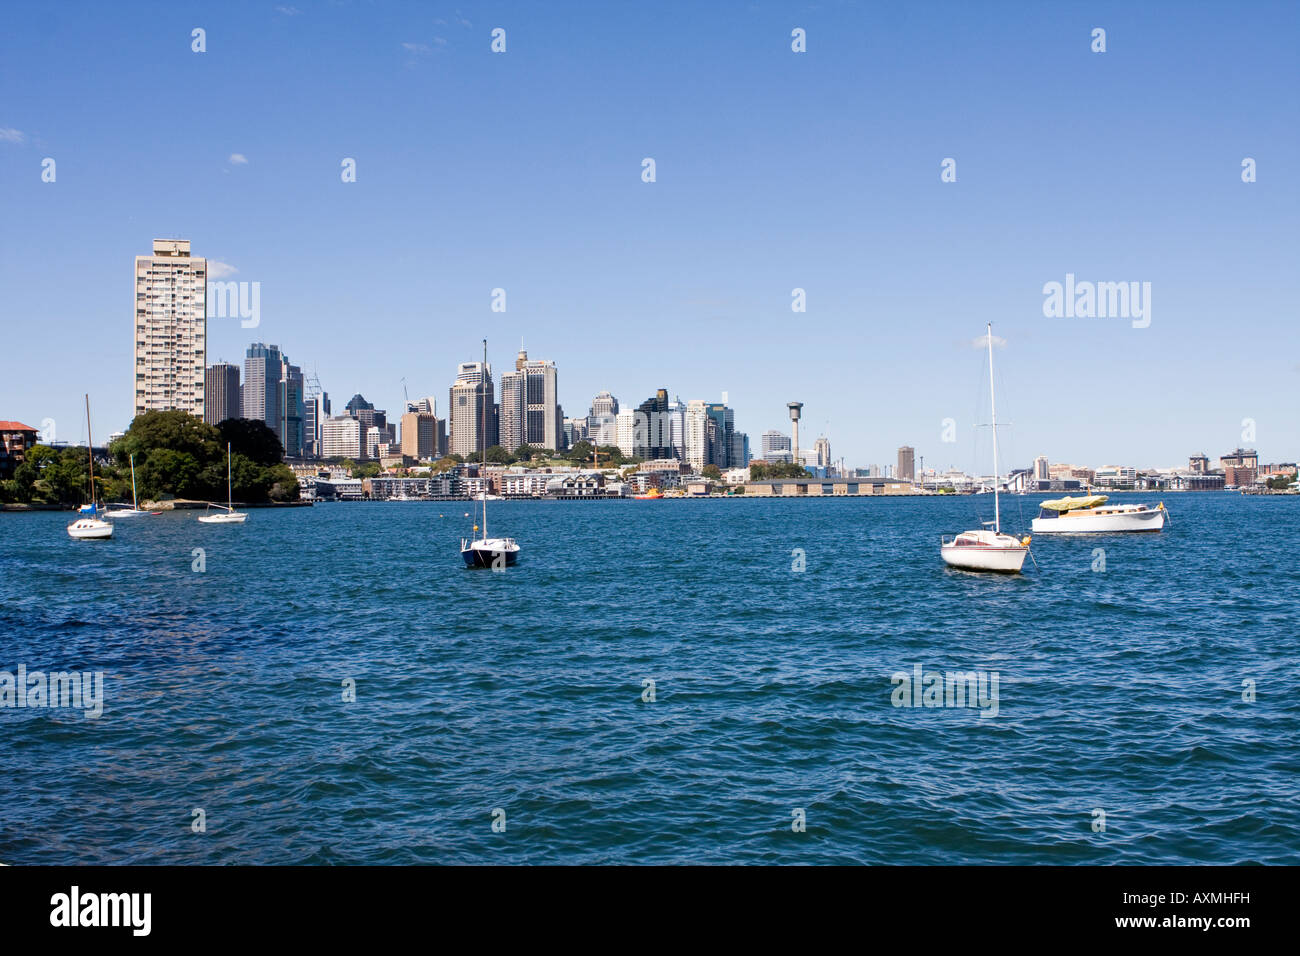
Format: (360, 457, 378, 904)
(1, 493, 1297, 864)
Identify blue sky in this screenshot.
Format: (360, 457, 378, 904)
(2, 0, 1296, 470)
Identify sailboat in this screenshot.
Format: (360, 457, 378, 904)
(67, 395, 113, 539)
(940, 323, 1031, 573)
(461, 339, 520, 568)
(106, 454, 152, 517)
(198, 442, 248, 523)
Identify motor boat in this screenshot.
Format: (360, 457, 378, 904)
(1031, 495, 1167, 533)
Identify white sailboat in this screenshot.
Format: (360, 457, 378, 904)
(106, 454, 151, 517)
(67, 395, 113, 540)
(198, 442, 248, 524)
(461, 339, 519, 568)
(941, 324, 1031, 573)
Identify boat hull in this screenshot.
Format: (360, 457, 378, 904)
(67, 518, 113, 539)
(1031, 507, 1165, 534)
(198, 513, 248, 524)
(940, 544, 1027, 573)
(461, 539, 519, 568)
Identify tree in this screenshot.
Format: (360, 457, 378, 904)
(114, 410, 220, 465)
(702, 464, 722, 480)
(217, 418, 284, 466)
(566, 440, 594, 462)
(513, 444, 537, 461)
(750, 462, 807, 480)
(485, 445, 513, 464)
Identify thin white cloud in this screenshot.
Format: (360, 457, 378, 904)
(208, 261, 238, 279)
(402, 42, 431, 55)
(275, 5, 301, 14)
(453, 11, 472, 27)
(971, 333, 1007, 349)
(433, 36, 448, 46)
(228, 153, 249, 165)
(0, 127, 25, 144)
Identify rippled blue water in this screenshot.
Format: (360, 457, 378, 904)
(1, 493, 1297, 864)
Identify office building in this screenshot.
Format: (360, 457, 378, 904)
(401, 411, 445, 461)
(813, 436, 831, 470)
(1033, 455, 1050, 481)
(897, 445, 915, 481)
(615, 409, 638, 458)
(449, 360, 497, 456)
(243, 343, 284, 441)
(320, 416, 363, 459)
(685, 401, 712, 471)
(204, 362, 241, 425)
(761, 430, 792, 463)
(590, 390, 619, 418)
(134, 239, 206, 419)
(517, 351, 560, 450)
(635, 389, 673, 460)
(499, 370, 526, 452)
(706, 402, 734, 468)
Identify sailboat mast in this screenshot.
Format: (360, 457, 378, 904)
(130, 454, 138, 509)
(481, 338, 488, 540)
(227, 442, 233, 509)
(987, 323, 1000, 534)
(85, 394, 95, 506)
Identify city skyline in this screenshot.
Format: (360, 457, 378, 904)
(2, 3, 1297, 467)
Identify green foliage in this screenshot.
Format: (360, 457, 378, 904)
(485, 445, 513, 464)
(702, 464, 723, 480)
(566, 440, 594, 462)
(5, 414, 299, 507)
(749, 462, 807, 480)
(13, 445, 105, 505)
(513, 444, 537, 460)
(217, 418, 284, 466)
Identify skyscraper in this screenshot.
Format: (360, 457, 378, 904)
(243, 343, 284, 441)
(814, 436, 832, 470)
(635, 389, 673, 460)
(449, 360, 497, 456)
(303, 375, 328, 459)
(733, 432, 751, 468)
(517, 351, 560, 450)
(134, 239, 207, 420)
(499, 369, 526, 452)
(897, 446, 915, 481)
(668, 396, 686, 460)
(1034, 455, 1050, 480)
(685, 400, 711, 471)
(705, 402, 734, 469)
(589, 391, 618, 418)
(280, 360, 304, 458)
(204, 363, 240, 425)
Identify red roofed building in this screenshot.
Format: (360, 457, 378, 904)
(1, 421, 40, 480)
